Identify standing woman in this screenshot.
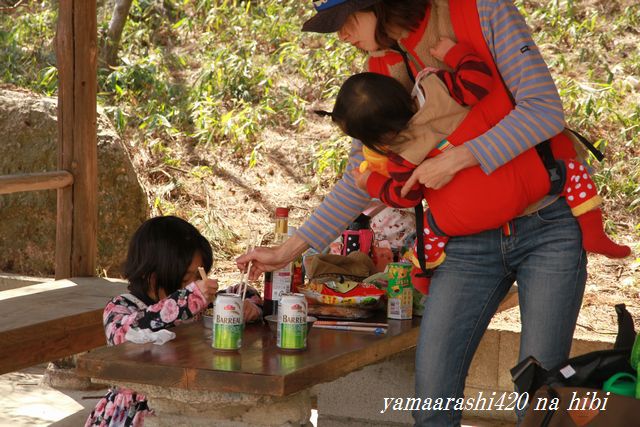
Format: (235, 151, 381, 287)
(237, 1, 586, 425)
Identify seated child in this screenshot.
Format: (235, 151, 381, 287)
(85, 216, 262, 427)
(318, 38, 630, 293)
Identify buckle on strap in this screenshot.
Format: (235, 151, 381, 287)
(535, 140, 566, 195)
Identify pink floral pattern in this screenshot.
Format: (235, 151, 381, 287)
(85, 282, 207, 426)
(159, 299, 179, 323)
(187, 294, 201, 315)
(102, 282, 207, 345)
(84, 387, 149, 427)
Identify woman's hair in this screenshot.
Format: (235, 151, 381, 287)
(364, 0, 430, 49)
(324, 72, 415, 153)
(124, 216, 213, 300)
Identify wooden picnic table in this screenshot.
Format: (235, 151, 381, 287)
(0, 277, 127, 374)
(76, 314, 420, 426)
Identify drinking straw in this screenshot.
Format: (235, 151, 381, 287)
(312, 324, 387, 335)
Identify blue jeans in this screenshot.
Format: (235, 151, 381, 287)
(413, 198, 587, 426)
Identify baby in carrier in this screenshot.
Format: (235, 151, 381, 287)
(317, 37, 630, 293)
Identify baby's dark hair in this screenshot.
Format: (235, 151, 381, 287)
(124, 216, 213, 301)
(324, 72, 415, 153)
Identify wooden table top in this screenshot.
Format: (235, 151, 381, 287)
(76, 315, 421, 396)
(0, 277, 127, 333)
(0, 277, 127, 374)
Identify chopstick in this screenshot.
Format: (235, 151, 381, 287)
(312, 324, 387, 335)
(197, 266, 216, 303)
(314, 321, 387, 328)
(239, 261, 252, 301)
(197, 266, 207, 282)
(236, 232, 253, 298)
(239, 230, 262, 302)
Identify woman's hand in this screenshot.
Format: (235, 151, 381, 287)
(236, 246, 288, 280)
(195, 278, 218, 302)
(236, 234, 309, 281)
(243, 300, 262, 323)
(400, 145, 478, 196)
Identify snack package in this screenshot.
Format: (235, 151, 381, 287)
(298, 280, 385, 307)
(363, 272, 389, 290)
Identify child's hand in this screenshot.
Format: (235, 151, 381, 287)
(196, 278, 218, 302)
(243, 300, 261, 323)
(430, 37, 456, 62)
(353, 168, 371, 191)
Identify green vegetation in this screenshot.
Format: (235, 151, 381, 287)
(517, 0, 640, 236)
(1, 0, 638, 253)
(93, 0, 359, 160)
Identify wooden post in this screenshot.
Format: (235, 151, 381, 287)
(55, 0, 98, 279)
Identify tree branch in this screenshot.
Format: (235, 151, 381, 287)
(100, 0, 134, 68)
(0, 0, 25, 12)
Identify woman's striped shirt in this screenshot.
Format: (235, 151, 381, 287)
(297, 0, 565, 251)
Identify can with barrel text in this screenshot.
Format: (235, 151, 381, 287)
(386, 262, 413, 320)
(277, 293, 308, 350)
(212, 294, 243, 351)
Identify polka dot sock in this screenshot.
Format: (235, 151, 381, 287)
(564, 160, 598, 208)
(410, 222, 449, 295)
(412, 228, 449, 269)
(577, 209, 631, 258)
(563, 159, 631, 258)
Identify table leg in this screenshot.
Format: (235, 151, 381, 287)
(111, 382, 312, 427)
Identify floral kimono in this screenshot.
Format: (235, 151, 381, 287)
(84, 282, 208, 427)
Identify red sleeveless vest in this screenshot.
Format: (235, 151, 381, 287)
(368, 0, 576, 236)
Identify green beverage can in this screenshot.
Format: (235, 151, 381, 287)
(212, 294, 243, 351)
(277, 293, 307, 350)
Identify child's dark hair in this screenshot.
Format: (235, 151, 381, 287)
(320, 72, 415, 153)
(124, 216, 213, 300)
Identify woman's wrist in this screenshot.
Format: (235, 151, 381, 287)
(276, 234, 309, 263)
(453, 145, 479, 172)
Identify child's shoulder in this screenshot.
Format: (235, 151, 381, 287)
(105, 293, 147, 312)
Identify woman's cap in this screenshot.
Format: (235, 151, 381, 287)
(302, 0, 382, 33)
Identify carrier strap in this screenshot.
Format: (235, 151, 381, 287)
(396, 47, 433, 279)
(535, 140, 564, 195)
(414, 203, 433, 279)
(394, 43, 416, 84)
(566, 128, 605, 162)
